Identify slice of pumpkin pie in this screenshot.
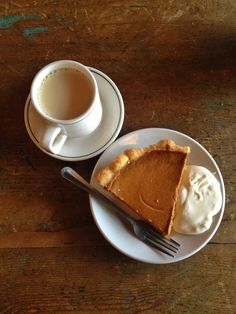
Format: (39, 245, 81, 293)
(96, 140, 190, 236)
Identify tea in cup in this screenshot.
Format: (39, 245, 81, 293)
(31, 60, 102, 154)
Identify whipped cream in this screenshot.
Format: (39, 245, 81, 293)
(173, 165, 222, 235)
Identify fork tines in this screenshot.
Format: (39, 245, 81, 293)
(142, 223, 180, 257)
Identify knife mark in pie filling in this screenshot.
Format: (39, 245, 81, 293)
(139, 193, 164, 213)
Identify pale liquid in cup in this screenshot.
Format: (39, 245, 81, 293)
(38, 68, 94, 120)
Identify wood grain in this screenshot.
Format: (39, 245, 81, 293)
(0, 0, 235, 312)
(0, 245, 235, 313)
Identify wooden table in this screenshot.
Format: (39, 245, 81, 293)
(0, 1, 235, 312)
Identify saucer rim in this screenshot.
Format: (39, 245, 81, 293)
(24, 67, 125, 161)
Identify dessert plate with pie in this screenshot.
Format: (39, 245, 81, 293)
(89, 128, 225, 264)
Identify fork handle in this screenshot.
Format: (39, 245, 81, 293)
(61, 167, 135, 224)
(61, 167, 97, 195)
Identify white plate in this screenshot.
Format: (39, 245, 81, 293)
(24, 67, 124, 161)
(89, 128, 225, 264)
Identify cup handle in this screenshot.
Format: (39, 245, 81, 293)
(40, 125, 67, 155)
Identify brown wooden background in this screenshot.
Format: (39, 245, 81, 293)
(0, 0, 235, 313)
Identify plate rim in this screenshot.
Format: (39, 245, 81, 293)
(89, 127, 225, 264)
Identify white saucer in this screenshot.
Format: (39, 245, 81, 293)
(89, 128, 225, 264)
(24, 67, 124, 161)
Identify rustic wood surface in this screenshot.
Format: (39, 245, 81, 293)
(0, 0, 235, 313)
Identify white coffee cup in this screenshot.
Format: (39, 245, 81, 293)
(31, 60, 102, 154)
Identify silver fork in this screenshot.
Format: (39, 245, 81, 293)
(61, 167, 180, 257)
